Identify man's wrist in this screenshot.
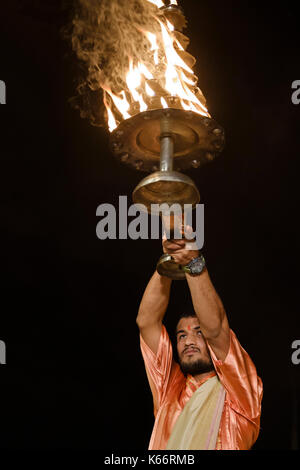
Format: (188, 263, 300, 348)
(185, 251, 200, 264)
(156, 270, 173, 282)
(183, 253, 206, 276)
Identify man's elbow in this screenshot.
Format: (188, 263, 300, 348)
(136, 314, 144, 330)
(202, 326, 223, 341)
(201, 313, 229, 341)
(136, 311, 150, 330)
(136, 311, 162, 331)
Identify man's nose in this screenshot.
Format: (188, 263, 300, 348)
(185, 334, 196, 346)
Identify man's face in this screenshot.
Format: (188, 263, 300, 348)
(176, 316, 214, 376)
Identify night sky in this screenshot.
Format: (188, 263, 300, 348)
(1, 0, 300, 452)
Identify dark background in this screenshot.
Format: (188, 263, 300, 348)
(0, 0, 299, 451)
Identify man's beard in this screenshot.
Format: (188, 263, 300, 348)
(179, 357, 214, 376)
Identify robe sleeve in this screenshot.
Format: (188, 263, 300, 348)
(140, 325, 178, 417)
(207, 329, 263, 421)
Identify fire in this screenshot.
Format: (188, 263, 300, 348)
(146, 0, 165, 7)
(104, 92, 117, 132)
(166, 19, 175, 32)
(161, 97, 168, 109)
(145, 82, 155, 97)
(104, 0, 209, 132)
(145, 31, 159, 65)
(147, 0, 178, 5)
(126, 60, 151, 113)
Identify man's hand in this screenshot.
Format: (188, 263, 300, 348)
(162, 232, 199, 266)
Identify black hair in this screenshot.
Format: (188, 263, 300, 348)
(176, 310, 197, 323)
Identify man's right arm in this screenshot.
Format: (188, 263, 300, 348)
(136, 271, 172, 355)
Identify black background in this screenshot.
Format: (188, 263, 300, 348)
(0, 0, 299, 451)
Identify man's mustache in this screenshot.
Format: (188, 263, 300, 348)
(183, 347, 200, 354)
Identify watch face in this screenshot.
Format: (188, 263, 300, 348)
(190, 257, 205, 274)
(192, 264, 203, 274)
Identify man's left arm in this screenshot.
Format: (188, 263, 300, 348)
(163, 238, 230, 361)
(186, 269, 230, 361)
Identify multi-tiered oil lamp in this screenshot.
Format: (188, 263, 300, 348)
(105, 0, 225, 279)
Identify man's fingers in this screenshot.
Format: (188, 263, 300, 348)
(182, 225, 196, 242)
(171, 253, 186, 265)
(163, 240, 185, 250)
(163, 247, 186, 258)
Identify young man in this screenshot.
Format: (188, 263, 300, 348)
(136, 237, 263, 450)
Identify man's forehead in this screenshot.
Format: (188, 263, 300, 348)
(177, 317, 200, 331)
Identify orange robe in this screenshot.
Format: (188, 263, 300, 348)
(140, 326, 263, 450)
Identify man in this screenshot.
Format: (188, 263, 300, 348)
(136, 236, 263, 450)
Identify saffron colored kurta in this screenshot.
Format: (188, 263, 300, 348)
(140, 326, 263, 450)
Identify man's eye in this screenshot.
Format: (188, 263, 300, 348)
(179, 334, 186, 340)
(197, 331, 202, 335)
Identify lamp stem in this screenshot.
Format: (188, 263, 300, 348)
(160, 117, 174, 172)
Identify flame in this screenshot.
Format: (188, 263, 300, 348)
(126, 59, 149, 113)
(145, 31, 159, 65)
(147, 0, 178, 5)
(102, 84, 131, 130)
(159, 20, 193, 75)
(104, 0, 210, 131)
(138, 62, 154, 80)
(138, 94, 148, 112)
(145, 82, 155, 97)
(146, 0, 164, 8)
(161, 97, 168, 108)
(126, 59, 142, 102)
(104, 92, 118, 132)
(180, 99, 190, 111)
(166, 19, 174, 31)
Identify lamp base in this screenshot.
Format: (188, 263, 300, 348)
(132, 170, 200, 213)
(156, 253, 186, 280)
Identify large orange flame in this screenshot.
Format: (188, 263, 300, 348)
(103, 0, 209, 132)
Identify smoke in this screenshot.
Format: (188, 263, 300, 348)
(65, 0, 166, 127)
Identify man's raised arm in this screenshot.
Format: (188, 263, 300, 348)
(186, 270, 230, 361)
(136, 271, 172, 355)
(163, 238, 230, 362)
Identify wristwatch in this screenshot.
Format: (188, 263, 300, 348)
(182, 254, 206, 276)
